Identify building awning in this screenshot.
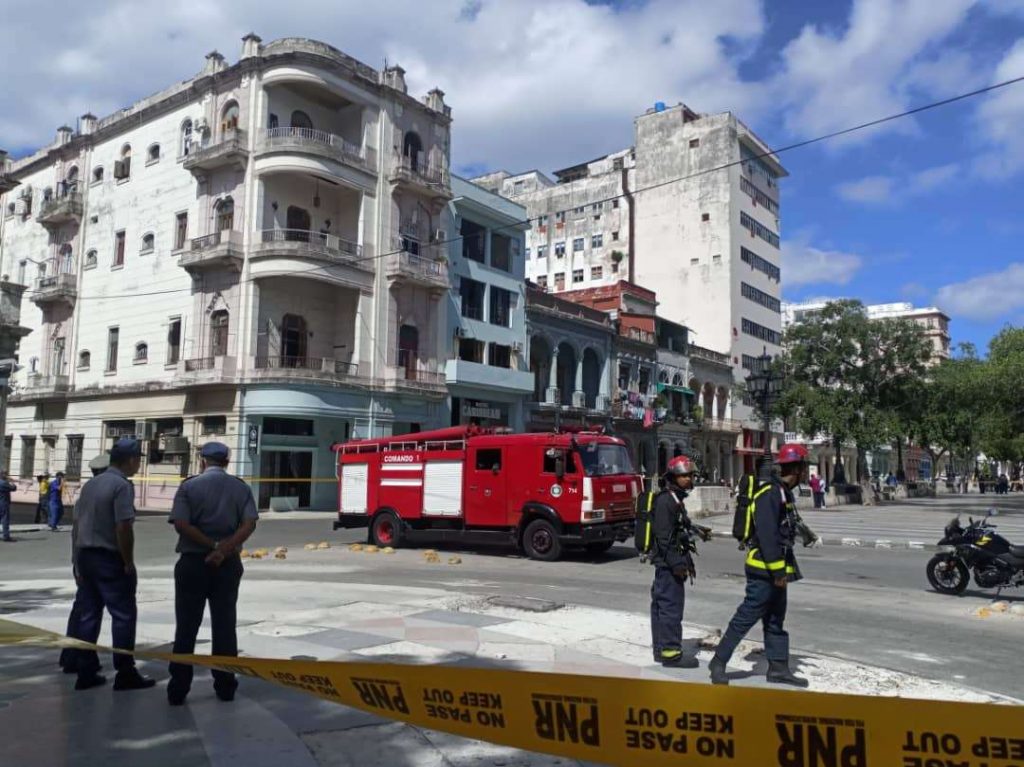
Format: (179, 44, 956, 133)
(657, 383, 695, 395)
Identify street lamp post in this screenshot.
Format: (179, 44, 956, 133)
(745, 347, 783, 483)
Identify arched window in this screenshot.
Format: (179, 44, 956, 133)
(92, 166, 104, 184)
(289, 110, 313, 130)
(398, 324, 419, 380)
(43, 186, 53, 202)
(85, 249, 98, 268)
(215, 197, 234, 232)
(147, 143, 161, 163)
(140, 232, 155, 253)
(134, 342, 148, 362)
(6, 202, 15, 217)
(59, 243, 73, 273)
(78, 350, 91, 370)
(402, 131, 423, 170)
(221, 101, 240, 134)
(210, 310, 229, 357)
(180, 119, 193, 156)
(116, 144, 132, 179)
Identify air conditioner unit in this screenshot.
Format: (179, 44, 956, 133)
(105, 425, 121, 438)
(511, 341, 524, 353)
(161, 436, 190, 454)
(431, 228, 446, 243)
(135, 420, 156, 440)
(113, 160, 129, 180)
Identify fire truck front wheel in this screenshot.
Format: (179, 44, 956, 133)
(370, 511, 403, 548)
(522, 519, 563, 562)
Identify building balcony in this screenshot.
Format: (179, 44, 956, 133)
(177, 355, 237, 385)
(444, 358, 535, 394)
(390, 155, 452, 199)
(384, 365, 447, 396)
(180, 230, 244, 274)
(249, 355, 365, 386)
(18, 374, 70, 400)
(36, 192, 83, 228)
(0, 171, 16, 195)
(250, 228, 370, 272)
(385, 244, 449, 291)
(699, 416, 743, 434)
(182, 130, 249, 174)
(32, 273, 77, 307)
(256, 128, 376, 174)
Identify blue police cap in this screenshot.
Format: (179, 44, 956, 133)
(200, 441, 230, 461)
(110, 437, 142, 460)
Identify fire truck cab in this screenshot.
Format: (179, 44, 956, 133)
(331, 426, 639, 561)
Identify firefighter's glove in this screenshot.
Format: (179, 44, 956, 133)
(692, 524, 714, 543)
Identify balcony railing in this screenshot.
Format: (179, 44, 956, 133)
(252, 355, 362, 381)
(386, 364, 447, 393)
(19, 374, 70, 397)
(689, 344, 731, 366)
(258, 127, 375, 171)
(253, 228, 367, 270)
(391, 155, 451, 195)
(32, 273, 77, 305)
(701, 416, 744, 433)
(184, 357, 217, 372)
(37, 192, 83, 225)
(385, 244, 448, 289)
(181, 230, 244, 273)
(182, 130, 249, 172)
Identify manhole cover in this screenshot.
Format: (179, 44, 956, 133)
(486, 595, 564, 613)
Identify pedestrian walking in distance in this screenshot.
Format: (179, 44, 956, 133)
(649, 455, 702, 668)
(167, 441, 258, 706)
(48, 470, 66, 531)
(35, 473, 50, 525)
(710, 444, 811, 688)
(67, 438, 155, 692)
(0, 469, 17, 542)
(61, 453, 111, 675)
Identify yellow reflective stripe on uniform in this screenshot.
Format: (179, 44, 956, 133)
(766, 560, 786, 571)
(642, 487, 655, 552)
(744, 484, 772, 541)
(659, 649, 681, 658)
(745, 547, 787, 572)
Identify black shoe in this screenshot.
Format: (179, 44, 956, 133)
(766, 660, 809, 688)
(167, 690, 188, 706)
(709, 656, 729, 686)
(215, 683, 238, 702)
(75, 673, 107, 691)
(113, 670, 157, 691)
(661, 655, 699, 669)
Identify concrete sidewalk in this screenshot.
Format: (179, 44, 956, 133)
(1, 541, 1014, 767)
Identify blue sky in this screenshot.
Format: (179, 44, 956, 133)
(3, 0, 1023, 351)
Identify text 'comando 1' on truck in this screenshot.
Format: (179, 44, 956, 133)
(331, 425, 641, 561)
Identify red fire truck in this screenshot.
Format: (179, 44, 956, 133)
(331, 425, 639, 561)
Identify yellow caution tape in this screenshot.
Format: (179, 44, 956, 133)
(1, 618, 1020, 766)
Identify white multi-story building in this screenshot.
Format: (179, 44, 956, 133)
(474, 102, 786, 427)
(444, 177, 533, 429)
(0, 35, 456, 511)
(782, 300, 951, 364)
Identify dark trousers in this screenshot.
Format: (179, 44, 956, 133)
(59, 595, 85, 670)
(812, 492, 824, 509)
(715, 575, 789, 664)
(650, 567, 686, 659)
(34, 497, 47, 524)
(69, 548, 139, 677)
(168, 553, 244, 697)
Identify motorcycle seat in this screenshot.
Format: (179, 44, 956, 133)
(1010, 545, 1024, 558)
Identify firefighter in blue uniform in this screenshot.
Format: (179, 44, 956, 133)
(166, 441, 258, 705)
(709, 443, 810, 687)
(649, 455, 703, 668)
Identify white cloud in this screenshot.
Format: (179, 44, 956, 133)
(935, 263, 1024, 320)
(836, 175, 895, 203)
(835, 162, 959, 204)
(773, 0, 978, 146)
(0, 0, 768, 174)
(782, 234, 864, 288)
(973, 40, 1024, 180)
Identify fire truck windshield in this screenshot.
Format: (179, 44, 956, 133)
(576, 442, 635, 477)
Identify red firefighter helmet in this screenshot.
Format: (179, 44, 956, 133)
(665, 455, 696, 476)
(776, 443, 809, 465)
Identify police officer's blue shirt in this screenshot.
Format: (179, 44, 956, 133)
(169, 466, 258, 554)
(73, 468, 135, 551)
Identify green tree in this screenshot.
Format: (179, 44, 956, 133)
(979, 327, 1024, 465)
(780, 300, 931, 486)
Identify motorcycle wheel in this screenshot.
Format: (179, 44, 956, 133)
(926, 554, 969, 595)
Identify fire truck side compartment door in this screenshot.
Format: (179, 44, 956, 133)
(340, 463, 369, 514)
(423, 461, 463, 517)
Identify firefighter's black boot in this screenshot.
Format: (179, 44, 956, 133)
(708, 655, 729, 685)
(766, 659, 808, 688)
(661, 654, 699, 669)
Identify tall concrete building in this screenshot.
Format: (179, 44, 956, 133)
(0, 36, 456, 510)
(474, 102, 786, 457)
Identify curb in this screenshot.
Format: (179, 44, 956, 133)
(709, 531, 940, 551)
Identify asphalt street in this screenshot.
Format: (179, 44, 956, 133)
(2, 493, 1022, 700)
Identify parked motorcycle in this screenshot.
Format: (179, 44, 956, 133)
(926, 510, 1024, 595)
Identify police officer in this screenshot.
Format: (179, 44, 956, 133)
(709, 444, 810, 687)
(650, 455, 703, 669)
(68, 438, 155, 691)
(167, 441, 258, 705)
(61, 453, 111, 674)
